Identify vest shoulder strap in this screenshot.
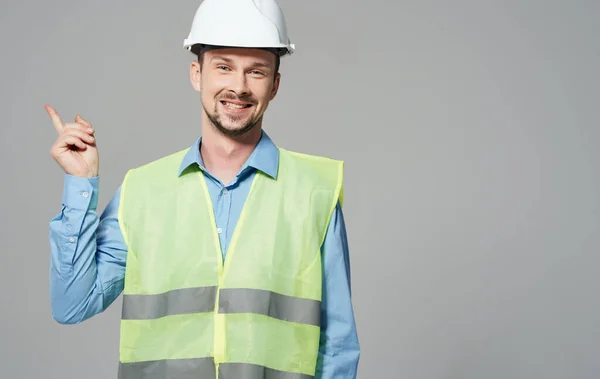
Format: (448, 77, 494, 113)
(278, 147, 345, 207)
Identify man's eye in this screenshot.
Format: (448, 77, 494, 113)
(250, 70, 265, 75)
(217, 66, 230, 71)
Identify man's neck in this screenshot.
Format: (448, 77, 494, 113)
(200, 119, 263, 186)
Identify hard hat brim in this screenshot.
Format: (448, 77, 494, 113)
(188, 43, 291, 57)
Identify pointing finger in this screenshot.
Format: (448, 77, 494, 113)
(45, 104, 64, 133)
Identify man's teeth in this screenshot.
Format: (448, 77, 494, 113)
(223, 102, 248, 109)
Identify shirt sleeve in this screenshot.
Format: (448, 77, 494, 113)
(49, 174, 127, 324)
(316, 201, 361, 379)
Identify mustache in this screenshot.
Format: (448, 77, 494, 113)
(218, 93, 257, 105)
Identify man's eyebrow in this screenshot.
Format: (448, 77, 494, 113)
(210, 56, 233, 63)
(210, 56, 272, 69)
(251, 61, 272, 69)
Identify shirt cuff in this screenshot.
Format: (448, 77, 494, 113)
(62, 174, 99, 211)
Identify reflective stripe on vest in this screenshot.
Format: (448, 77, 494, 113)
(119, 360, 314, 379)
(122, 287, 320, 326)
(121, 286, 217, 320)
(118, 358, 215, 379)
(117, 147, 343, 378)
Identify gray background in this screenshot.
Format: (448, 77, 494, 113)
(1, 0, 599, 378)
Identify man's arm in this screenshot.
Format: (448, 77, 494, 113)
(49, 174, 127, 324)
(316, 201, 360, 379)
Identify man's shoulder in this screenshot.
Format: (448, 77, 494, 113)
(130, 148, 190, 172)
(123, 147, 191, 187)
(278, 147, 344, 205)
(278, 147, 344, 184)
(280, 147, 343, 166)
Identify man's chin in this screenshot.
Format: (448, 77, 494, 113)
(206, 108, 261, 137)
(214, 120, 258, 137)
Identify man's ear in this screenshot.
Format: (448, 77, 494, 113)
(270, 73, 281, 100)
(190, 60, 202, 92)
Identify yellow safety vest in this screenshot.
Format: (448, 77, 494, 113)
(116, 146, 344, 379)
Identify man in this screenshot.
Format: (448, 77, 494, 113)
(47, 0, 360, 378)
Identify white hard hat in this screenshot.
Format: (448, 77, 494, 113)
(183, 0, 295, 56)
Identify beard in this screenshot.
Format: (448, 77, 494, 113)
(203, 93, 262, 138)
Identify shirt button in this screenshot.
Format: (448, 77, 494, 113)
(82, 191, 89, 198)
(217, 227, 223, 234)
(222, 188, 228, 195)
(68, 237, 76, 243)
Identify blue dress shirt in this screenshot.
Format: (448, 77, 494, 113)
(49, 131, 360, 378)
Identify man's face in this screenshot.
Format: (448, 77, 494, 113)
(190, 47, 281, 137)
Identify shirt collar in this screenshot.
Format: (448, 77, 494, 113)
(178, 130, 279, 179)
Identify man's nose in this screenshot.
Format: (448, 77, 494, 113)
(229, 71, 250, 95)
